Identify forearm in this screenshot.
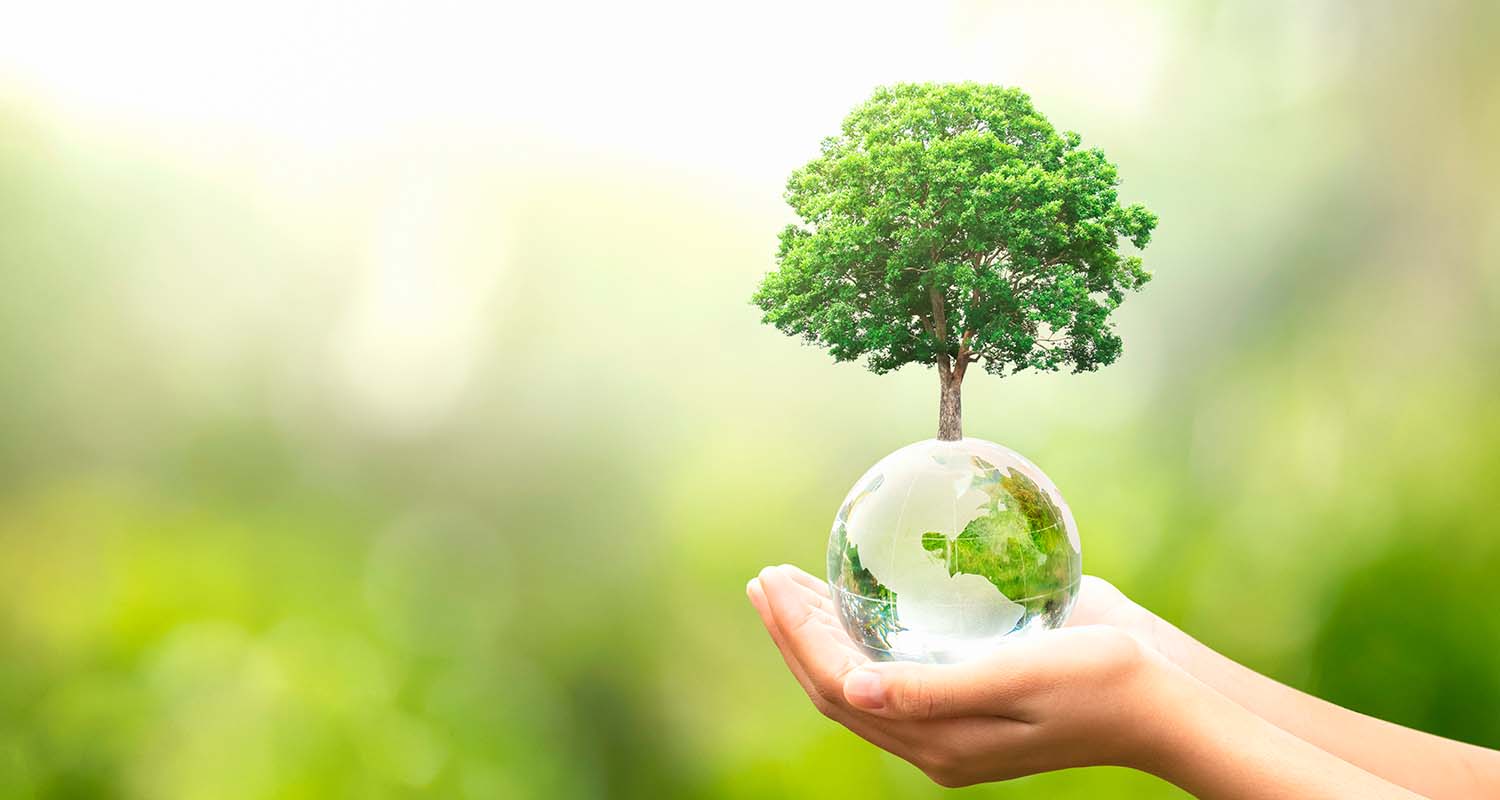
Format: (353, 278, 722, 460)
(1149, 611, 1500, 798)
(1139, 668, 1424, 800)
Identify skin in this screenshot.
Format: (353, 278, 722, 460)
(1069, 575, 1500, 799)
(746, 565, 1456, 798)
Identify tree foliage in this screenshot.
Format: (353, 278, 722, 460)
(754, 82, 1157, 382)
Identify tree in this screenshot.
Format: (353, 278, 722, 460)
(753, 83, 1157, 440)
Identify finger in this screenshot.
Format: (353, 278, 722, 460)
(747, 577, 823, 701)
(841, 627, 1116, 721)
(777, 582, 840, 622)
(759, 565, 868, 702)
(768, 566, 876, 669)
(748, 574, 868, 697)
(763, 565, 852, 642)
(771, 565, 840, 621)
(753, 572, 1041, 776)
(779, 563, 833, 598)
(752, 574, 1035, 782)
(758, 570, 880, 683)
(748, 575, 916, 754)
(1063, 575, 1132, 628)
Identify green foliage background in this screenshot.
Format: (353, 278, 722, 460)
(2, 2, 1500, 798)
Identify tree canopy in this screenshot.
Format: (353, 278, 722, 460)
(753, 83, 1157, 411)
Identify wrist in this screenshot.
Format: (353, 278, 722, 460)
(1113, 651, 1217, 775)
(1122, 667, 1425, 799)
(1068, 628, 1206, 773)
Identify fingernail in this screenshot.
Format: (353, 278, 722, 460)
(845, 669, 884, 710)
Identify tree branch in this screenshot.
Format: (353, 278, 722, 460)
(929, 284, 957, 380)
(928, 285, 948, 343)
(955, 327, 974, 380)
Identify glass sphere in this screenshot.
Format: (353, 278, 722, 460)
(826, 438, 1081, 663)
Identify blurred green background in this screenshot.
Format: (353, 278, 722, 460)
(2, 1, 1499, 797)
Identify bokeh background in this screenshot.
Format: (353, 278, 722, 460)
(2, 1, 1499, 797)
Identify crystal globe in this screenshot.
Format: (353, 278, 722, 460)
(826, 438, 1081, 663)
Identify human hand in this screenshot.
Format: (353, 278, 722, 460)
(745, 564, 1195, 787)
(1066, 574, 1181, 661)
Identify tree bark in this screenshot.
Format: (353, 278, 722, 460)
(928, 284, 967, 440)
(938, 368, 963, 441)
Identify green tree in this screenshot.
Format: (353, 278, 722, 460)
(754, 83, 1157, 440)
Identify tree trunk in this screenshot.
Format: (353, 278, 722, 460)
(938, 370, 963, 441)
